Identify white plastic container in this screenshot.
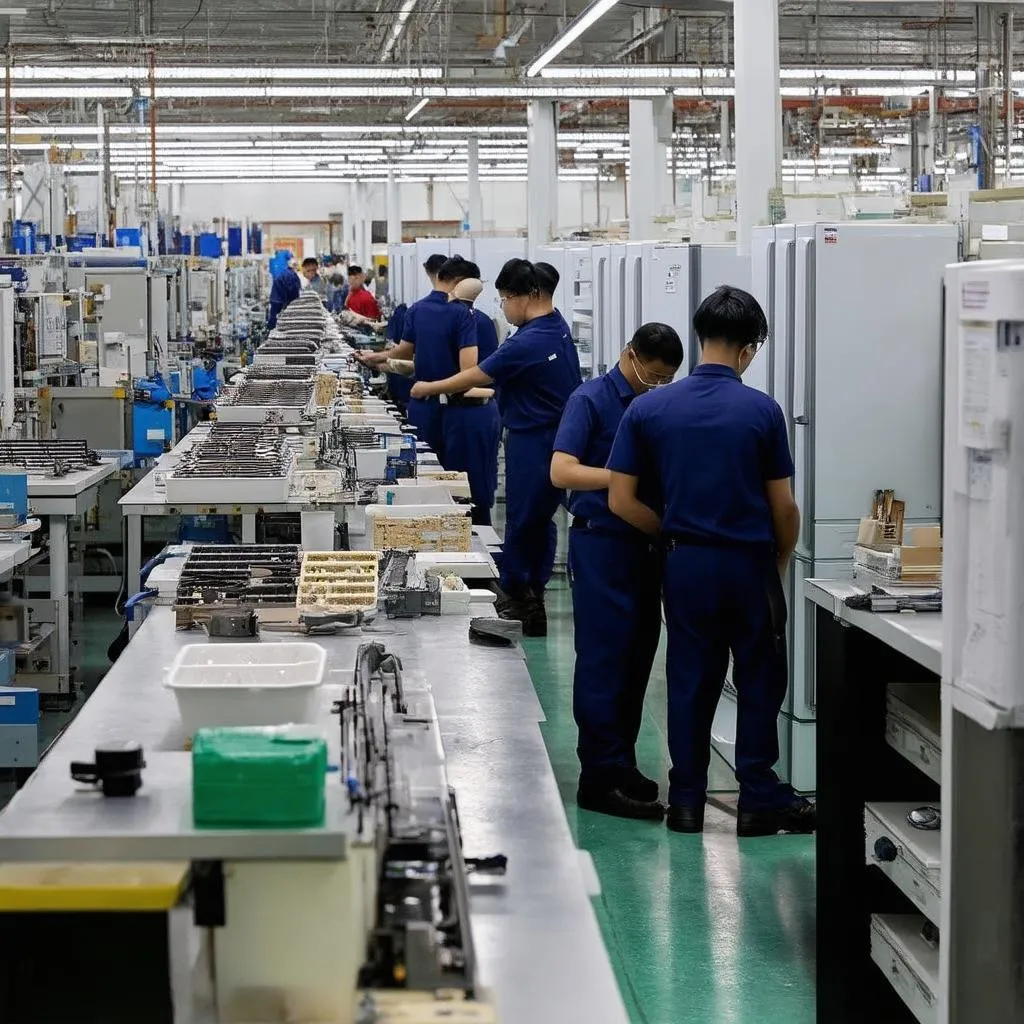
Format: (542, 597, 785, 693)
(165, 642, 327, 734)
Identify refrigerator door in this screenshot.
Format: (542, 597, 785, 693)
(473, 237, 527, 323)
(400, 243, 421, 305)
(810, 222, 955, 542)
(696, 244, 754, 382)
(787, 553, 817, 721)
(750, 226, 776, 398)
(607, 243, 627, 371)
(623, 242, 644, 340)
(773, 226, 797, 436)
(590, 245, 610, 377)
(640, 242, 696, 376)
(792, 233, 815, 559)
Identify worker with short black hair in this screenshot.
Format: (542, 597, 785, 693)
(409, 258, 583, 635)
(345, 265, 381, 320)
(607, 285, 812, 838)
(552, 322, 683, 821)
(301, 257, 327, 301)
(356, 253, 474, 460)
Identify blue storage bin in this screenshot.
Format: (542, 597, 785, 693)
(227, 226, 243, 256)
(115, 227, 142, 248)
(197, 233, 222, 258)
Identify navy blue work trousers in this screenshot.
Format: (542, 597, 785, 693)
(662, 544, 795, 813)
(569, 526, 662, 789)
(443, 403, 501, 526)
(406, 396, 445, 463)
(501, 426, 562, 593)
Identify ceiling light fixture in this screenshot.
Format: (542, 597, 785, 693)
(405, 97, 430, 122)
(381, 0, 419, 62)
(527, 0, 620, 78)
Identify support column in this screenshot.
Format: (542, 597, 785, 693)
(96, 103, 106, 247)
(386, 172, 401, 247)
(628, 96, 671, 240)
(466, 136, 483, 234)
(733, 0, 782, 255)
(527, 100, 558, 261)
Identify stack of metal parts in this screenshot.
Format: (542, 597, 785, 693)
(0, 439, 100, 477)
(378, 549, 442, 618)
(165, 424, 293, 503)
(173, 543, 301, 628)
(217, 376, 317, 425)
(252, 337, 319, 367)
(241, 364, 317, 382)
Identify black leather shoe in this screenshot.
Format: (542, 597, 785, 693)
(521, 595, 547, 638)
(623, 768, 659, 803)
(737, 799, 817, 837)
(666, 805, 705, 834)
(577, 786, 665, 821)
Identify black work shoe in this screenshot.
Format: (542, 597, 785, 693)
(520, 594, 547, 638)
(737, 798, 817, 837)
(666, 805, 705, 834)
(623, 768, 660, 803)
(577, 786, 665, 821)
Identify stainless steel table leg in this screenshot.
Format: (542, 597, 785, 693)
(242, 514, 256, 544)
(48, 515, 70, 693)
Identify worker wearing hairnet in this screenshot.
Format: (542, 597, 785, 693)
(444, 275, 501, 526)
(266, 258, 302, 329)
(552, 322, 683, 821)
(409, 258, 583, 636)
(607, 286, 814, 838)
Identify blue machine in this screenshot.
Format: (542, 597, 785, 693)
(0, 471, 28, 525)
(178, 516, 230, 543)
(12, 221, 35, 255)
(0, 266, 28, 293)
(198, 233, 222, 258)
(248, 225, 263, 254)
(0, 686, 39, 769)
(227, 226, 243, 257)
(133, 376, 174, 461)
(269, 250, 292, 279)
(192, 361, 220, 401)
(115, 227, 142, 248)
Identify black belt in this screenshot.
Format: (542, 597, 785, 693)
(445, 394, 489, 408)
(663, 532, 774, 554)
(571, 517, 648, 542)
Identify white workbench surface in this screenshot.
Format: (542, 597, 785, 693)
(0, 604, 628, 1024)
(805, 578, 941, 675)
(27, 460, 119, 514)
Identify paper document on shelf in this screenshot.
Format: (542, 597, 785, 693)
(960, 327, 997, 449)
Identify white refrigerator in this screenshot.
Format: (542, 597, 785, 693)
(711, 221, 959, 792)
(471, 237, 527, 325)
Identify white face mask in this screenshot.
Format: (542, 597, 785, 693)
(628, 348, 674, 389)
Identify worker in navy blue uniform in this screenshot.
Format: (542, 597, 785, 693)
(552, 323, 683, 820)
(383, 302, 411, 409)
(266, 260, 301, 329)
(608, 286, 813, 838)
(443, 275, 501, 526)
(534, 261, 582, 380)
(411, 259, 582, 636)
(355, 254, 472, 461)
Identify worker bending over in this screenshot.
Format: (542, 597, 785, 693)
(446, 276, 501, 526)
(411, 258, 582, 636)
(357, 254, 474, 460)
(266, 258, 302, 329)
(608, 286, 811, 837)
(345, 265, 381, 321)
(552, 323, 683, 820)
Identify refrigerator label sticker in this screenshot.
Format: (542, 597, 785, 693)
(961, 280, 990, 311)
(960, 328, 996, 448)
(823, 227, 839, 245)
(665, 265, 681, 294)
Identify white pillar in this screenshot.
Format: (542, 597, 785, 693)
(527, 100, 558, 260)
(96, 103, 106, 246)
(386, 172, 401, 246)
(467, 136, 483, 234)
(733, 0, 782, 255)
(355, 182, 372, 265)
(628, 97, 671, 240)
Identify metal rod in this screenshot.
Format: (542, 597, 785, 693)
(148, 48, 158, 207)
(4, 51, 11, 204)
(1004, 9, 1014, 186)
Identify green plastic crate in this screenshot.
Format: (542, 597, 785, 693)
(192, 727, 327, 828)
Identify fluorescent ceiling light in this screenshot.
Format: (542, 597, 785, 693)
(405, 97, 430, 122)
(381, 0, 418, 62)
(13, 65, 441, 81)
(156, 85, 416, 99)
(540, 65, 726, 80)
(11, 86, 132, 99)
(527, 0, 620, 78)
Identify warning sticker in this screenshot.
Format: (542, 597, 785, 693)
(823, 226, 839, 245)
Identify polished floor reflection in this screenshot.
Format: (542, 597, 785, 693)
(524, 580, 816, 1024)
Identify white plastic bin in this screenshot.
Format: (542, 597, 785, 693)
(165, 642, 327, 734)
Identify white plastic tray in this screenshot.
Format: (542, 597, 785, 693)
(165, 642, 326, 734)
(164, 468, 293, 505)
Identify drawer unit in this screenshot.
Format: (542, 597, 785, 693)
(864, 801, 941, 924)
(870, 913, 939, 1024)
(886, 682, 941, 784)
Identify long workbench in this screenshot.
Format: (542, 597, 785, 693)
(0, 603, 629, 1024)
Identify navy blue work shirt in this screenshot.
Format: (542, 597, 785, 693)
(479, 311, 583, 432)
(608, 363, 794, 547)
(403, 290, 475, 383)
(469, 308, 498, 362)
(386, 304, 408, 343)
(554, 364, 657, 533)
(267, 268, 301, 328)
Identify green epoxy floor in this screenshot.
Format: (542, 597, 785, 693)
(523, 580, 816, 1024)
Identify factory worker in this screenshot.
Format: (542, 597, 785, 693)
(266, 258, 302, 329)
(410, 258, 583, 636)
(534, 261, 582, 379)
(607, 285, 812, 838)
(552, 322, 683, 820)
(444, 274, 501, 526)
(356, 253, 473, 460)
(383, 302, 411, 409)
(301, 257, 327, 300)
(345, 265, 381, 321)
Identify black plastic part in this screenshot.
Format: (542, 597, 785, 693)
(70, 742, 145, 797)
(192, 860, 226, 928)
(873, 836, 899, 863)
